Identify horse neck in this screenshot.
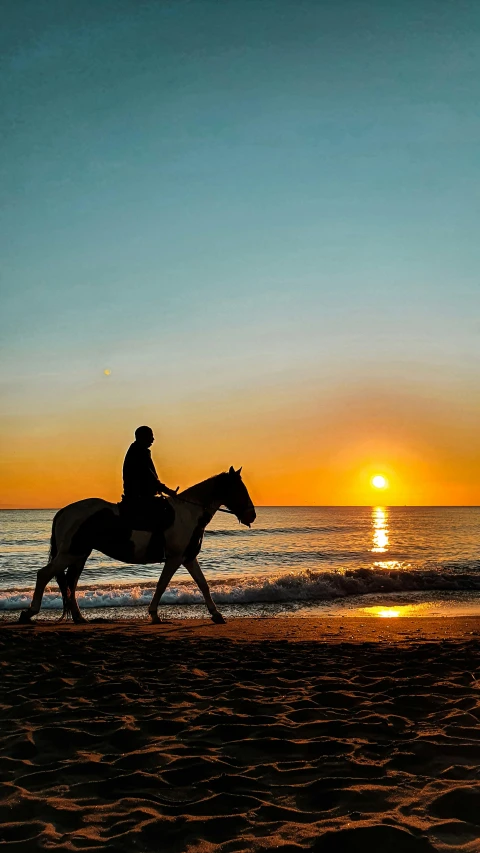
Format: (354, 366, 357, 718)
(179, 475, 224, 515)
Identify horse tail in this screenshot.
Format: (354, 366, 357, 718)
(49, 510, 61, 562)
(50, 509, 69, 620)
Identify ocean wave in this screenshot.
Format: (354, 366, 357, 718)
(202, 549, 419, 564)
(205, 526, 350, 536)
(2, 567, 480, 611)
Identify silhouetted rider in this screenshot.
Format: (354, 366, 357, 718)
(123, 426, 177, 500)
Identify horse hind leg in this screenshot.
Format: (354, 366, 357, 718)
(65, 559, 88, 623)
(56, 570, 70, 621)
(54, 560, 85, 622)
(19, 554, 72, 624)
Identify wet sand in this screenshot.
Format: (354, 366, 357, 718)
(2, 617, 480, 852)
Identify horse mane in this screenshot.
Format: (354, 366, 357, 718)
(179, 472, 230, 501)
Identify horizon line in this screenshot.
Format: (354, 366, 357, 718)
(1, 505, 480, 511)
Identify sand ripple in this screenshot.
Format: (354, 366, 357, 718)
(1, 622, 480, 851)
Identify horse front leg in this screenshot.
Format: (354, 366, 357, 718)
(148, 557, 182, 624)
(19, 555, 71, 624)
(184, 558, 226, 624)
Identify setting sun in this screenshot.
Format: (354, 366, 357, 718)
(372, 475, 388, 489)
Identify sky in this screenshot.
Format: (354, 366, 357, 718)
(1, 0, 480, 508)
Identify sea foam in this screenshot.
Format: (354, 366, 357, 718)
(2, 566, 480, 611)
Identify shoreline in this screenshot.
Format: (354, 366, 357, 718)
(3, 614, 480, 642)
(3, 587, 480, 624)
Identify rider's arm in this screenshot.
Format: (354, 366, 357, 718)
(157, 481, 178, 498)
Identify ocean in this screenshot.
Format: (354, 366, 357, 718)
(1, 506, 480, 620)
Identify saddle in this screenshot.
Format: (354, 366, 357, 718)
(118, 496, 175, 533)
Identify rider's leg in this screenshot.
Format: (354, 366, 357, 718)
(19, 555, 72, 622)
(184, 558, 226, 624)
(148, 557, 182, 624)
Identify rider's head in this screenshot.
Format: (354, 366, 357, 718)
(135, 425, 154, 447)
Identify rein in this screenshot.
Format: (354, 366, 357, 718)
(173, 494, 236, 515)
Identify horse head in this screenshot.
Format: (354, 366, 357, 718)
(223, 466, 256, 527)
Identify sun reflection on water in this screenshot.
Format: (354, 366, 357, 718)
(375, 608, 400, 618)
(361, 603, 435, 618)
(372, 506, 389, 553)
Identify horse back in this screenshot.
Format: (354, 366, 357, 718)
(54, 498, 170, 564)
(53, 499, 120, 558)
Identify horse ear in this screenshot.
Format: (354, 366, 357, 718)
(228, 466, 235, 475)
(236, 467, 242, 475)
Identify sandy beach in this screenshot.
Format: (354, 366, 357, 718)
(2, 617, 480, 852)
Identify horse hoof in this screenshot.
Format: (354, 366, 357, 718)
(18, 611, 34, 625)
(149, 613, 161, 625)
(211, 611, 226, 624)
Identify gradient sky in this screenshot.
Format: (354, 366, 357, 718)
(1, 0, 480, 507)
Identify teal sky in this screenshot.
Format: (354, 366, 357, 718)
(1, 0, 480, 506)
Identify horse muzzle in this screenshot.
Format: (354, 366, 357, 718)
(240, 507, 256, 527)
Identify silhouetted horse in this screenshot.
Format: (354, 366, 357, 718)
(19, 468, 255, 625)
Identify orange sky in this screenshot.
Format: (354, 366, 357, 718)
(2, 373, 479, 509)
(2, 1, 480, 511)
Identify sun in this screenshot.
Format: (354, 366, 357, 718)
(371, 475, 388, 489)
